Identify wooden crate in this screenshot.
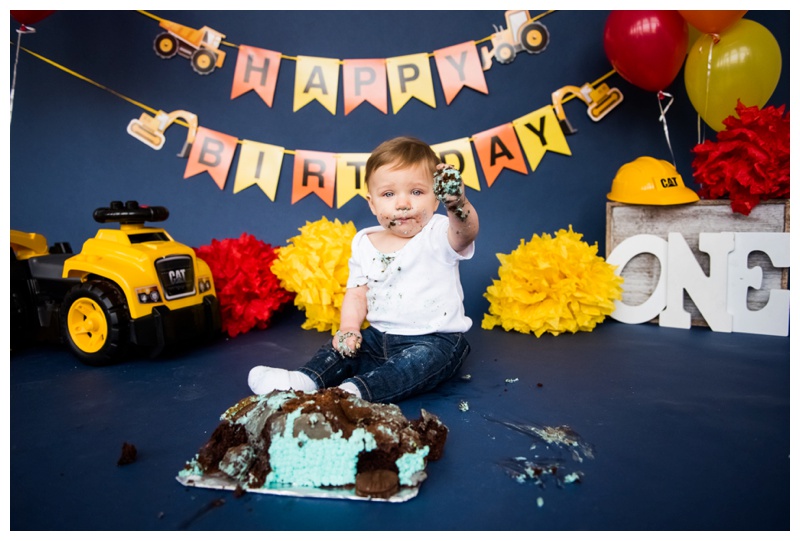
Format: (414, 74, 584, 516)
(606, 199, 790, 326)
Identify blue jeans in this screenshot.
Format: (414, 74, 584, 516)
(298, 326, 470, 403)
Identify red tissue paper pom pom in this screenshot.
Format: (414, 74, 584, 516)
(691, 100, 789, 216)
(195, 233, 294, 338)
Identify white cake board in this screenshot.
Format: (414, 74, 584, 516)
(176, 472, 423, 503)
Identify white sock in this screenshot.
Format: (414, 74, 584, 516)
(338, 381, 362, 398)
(248, 366, 317, 395)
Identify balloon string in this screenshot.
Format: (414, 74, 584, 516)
(11, 25, 36, 124)
(698, 34, 719, 144)
(657, 91, 676, 166)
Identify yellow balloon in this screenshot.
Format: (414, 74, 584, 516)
(684, 19, 781, 131)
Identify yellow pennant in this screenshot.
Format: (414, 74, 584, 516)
(431, 138, 481, 192)
(335, 152, 370, 208)
(233, 140, 284, 201)
(294, 56, 340, 115)
(386, 53, 436, 114)
(512, 106, 572, 171)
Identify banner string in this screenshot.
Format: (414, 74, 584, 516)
(12, 41, 616, 156)
(136, 9, 557, 62)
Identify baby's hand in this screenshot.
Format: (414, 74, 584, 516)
(433, 164, 470, 221)
(334, 329, 362, 358)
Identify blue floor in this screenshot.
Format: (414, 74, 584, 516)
(10, 309, 790, 530)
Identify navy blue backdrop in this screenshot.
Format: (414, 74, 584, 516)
(9, 10, 790, 320)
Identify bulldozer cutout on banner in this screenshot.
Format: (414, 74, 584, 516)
(481, 10, 550, 70)
(127, 110, 198, 158)
(153, 19, 226, 75)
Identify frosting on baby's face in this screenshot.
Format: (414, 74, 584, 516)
(366, 163, 439, 238)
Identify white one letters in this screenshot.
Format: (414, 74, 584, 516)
(607, 232, 790, 337)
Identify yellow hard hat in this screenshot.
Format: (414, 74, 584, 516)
(607, 156, 699, 205)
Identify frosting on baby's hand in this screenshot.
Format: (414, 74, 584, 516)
(433, 164, 469, 221)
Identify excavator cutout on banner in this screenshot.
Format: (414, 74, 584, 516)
(481, 10, 550, 70)
(551, 82, 624, 135)
(153, 19, 227, 75)
(127, 110, 198, 158)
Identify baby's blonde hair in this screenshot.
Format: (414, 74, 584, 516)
(365, 136, 439, 187)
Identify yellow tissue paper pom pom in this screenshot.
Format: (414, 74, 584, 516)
(482, 226, 623, 337)
(272, 217, 357, 333)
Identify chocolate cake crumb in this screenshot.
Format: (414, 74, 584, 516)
(117, 442, 137, 466)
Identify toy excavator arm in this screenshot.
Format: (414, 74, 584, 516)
(551, 83, 624, 135)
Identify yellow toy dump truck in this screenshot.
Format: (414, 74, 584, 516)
(10, 201, 221, 365)
(153, 19, 226, 75)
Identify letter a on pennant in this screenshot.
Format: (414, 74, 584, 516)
(231, 45, 282, 107)
(433, 41, 488, 105)
(472, 123, 528, 187)
(184, 126, 238, 190)
(343, 59, 388, 115)
(292, 150, 336, 207)
(294, 56, 340, 115)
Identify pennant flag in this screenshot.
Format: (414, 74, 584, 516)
(343, 59, 388, 115)
(513, 106, 572, 171)
(386, 53, 436, 114)
(433, 41, 488, 105)
(292, 149, 336, 207)
(472, 123, 528, 187)
(184, 126, 238, 190)
(233, 140, 284, 201)
(431, 138, 481, 192)
(335, 153, 370, 208)
(293, 56, 340, 115)
(231, 45, 282, 107)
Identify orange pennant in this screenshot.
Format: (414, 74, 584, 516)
(230, 45, 282, 107)
(292, 150, 336, 207)
(433, 41, 488, 105)
(343, 59, 388, 115)
(184, 126, 238, 190)
(472, 123, 528, 187)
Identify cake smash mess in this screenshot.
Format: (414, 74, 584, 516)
(178, 387, 448, 500)
(248, 136, 480, 403)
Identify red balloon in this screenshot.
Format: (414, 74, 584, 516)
(603, 10, 689, 93)
(11, 10, 55, 26)
(678, 10, 747, 34)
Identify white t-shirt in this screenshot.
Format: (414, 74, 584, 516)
(346, 214, 475, 335)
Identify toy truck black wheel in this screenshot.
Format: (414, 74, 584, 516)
(191, 49, 217, 75)
(494, 43, 516, 64)
(61, 280, 130, 366)
(154, 33, 179, 59)
(519, 22, 549, 54)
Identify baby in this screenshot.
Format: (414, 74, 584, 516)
(248, 136, 479, 403)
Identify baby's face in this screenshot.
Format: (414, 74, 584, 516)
(366, 163, 439, 238)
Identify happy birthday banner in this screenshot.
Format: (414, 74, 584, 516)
(181, 101, 574, 208)
(140, 10, 553, 115)
(17, 42, 621, 209)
